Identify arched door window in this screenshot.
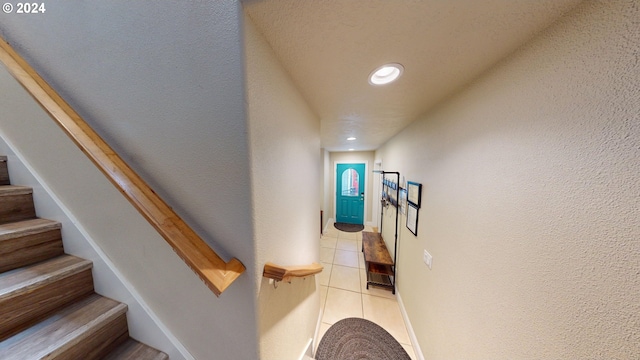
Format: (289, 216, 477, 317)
(341, 169, 359, 196)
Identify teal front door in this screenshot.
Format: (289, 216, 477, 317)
(336, 163, 365, 225)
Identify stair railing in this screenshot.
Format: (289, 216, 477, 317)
(0, 37, 245, 296)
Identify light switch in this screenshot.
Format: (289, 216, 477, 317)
(423, 249, 432, 269)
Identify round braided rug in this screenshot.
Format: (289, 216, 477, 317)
(316, 318, 411, 360)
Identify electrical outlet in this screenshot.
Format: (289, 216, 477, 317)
(423, 249, 432, 269)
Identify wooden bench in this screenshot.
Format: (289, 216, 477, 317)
(362, 231, 395, 293)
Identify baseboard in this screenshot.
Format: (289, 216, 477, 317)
(0, 138, 192, 360)
(323, 218, 335, 234)
(297, 337, 314, 360)
(312, 302, 324, 357)
(397, 290, 425, 360)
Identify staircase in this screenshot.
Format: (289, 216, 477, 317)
(0, 156, 168, 359)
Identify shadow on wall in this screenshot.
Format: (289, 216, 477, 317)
(258, 275, 319, 358)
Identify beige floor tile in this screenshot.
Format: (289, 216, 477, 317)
(328, 265, 361, 292)
(319, 263, 332, 286)
(336, 239, 358, 251)
(320, 247, 336, 263)
(322, 287, 363, 325)
(333, 249, 359, 268)
(359, 268, 397, 299)
(401, 344, 417, 360)
(320, 236, 337, 249)
(323, 228, 338, 238)
(338, 231, 358, 240)
(364, 225, 375, 232)
(318, 223, 411, 357)
(362, 294, 410, 345)
(358, 251, 366, 269)
(319, 285, 328, 310)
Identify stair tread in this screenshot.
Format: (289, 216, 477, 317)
(104, 338, 169, 360)
(0, 185, 32, 196)
(0, 218, 61, 241)
(0, 164, 166, 359)
(0, 255, 91, 298)
(0, 218, 64, 274)
(0, 294, 128, 359)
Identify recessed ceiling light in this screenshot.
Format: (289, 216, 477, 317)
(347, 137, 356, 141)
(369, 63, 404, 85)
(348, 148, 355, 151)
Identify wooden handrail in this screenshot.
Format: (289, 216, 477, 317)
(263, 262, 323, 283)
(0, 37, 245, 296)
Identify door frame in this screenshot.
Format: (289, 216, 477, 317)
(333, 161, 368, 225)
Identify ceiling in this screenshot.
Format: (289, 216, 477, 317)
(243, 0, 583, 152)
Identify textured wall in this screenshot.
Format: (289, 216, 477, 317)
(244, 14, 322, 360)
(0, 0, 254, 262)
(376, 1, 639, 358)
(322, 149, 332, 230)
(0, 1, 258, 359)
(0, 116, 185, 359)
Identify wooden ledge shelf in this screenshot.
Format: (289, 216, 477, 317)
(263, 262, 323, 283)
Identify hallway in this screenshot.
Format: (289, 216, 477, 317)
(317, 226, 416, 359)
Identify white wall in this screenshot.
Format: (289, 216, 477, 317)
(0, 135, 185, 360)
(244, 13, 322, 360)
(376, 1, 639, 359)
(0, 1, 259, 358)
(0, 1, 254, 262)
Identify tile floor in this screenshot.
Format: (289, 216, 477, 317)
(317, 226, 417, 359)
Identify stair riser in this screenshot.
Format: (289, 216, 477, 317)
(0, 161, 8, 186)
(0, 194, 35, 224)
(0, 156, 167, 359)
(0, 229, 64, 272)
(53, 313, 129, 360)
(0, 269, 94, 340)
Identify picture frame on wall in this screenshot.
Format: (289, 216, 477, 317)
(406, 203, 419, 236)
(407, 181, 422, 208)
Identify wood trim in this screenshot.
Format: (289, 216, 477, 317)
(0, 37, 244, 296)
(263, 262, 323, 283)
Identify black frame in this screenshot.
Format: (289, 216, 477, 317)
(374, 171, 400, 293)
(406, 203, 419, 236)
(407, 181, 422, 208)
